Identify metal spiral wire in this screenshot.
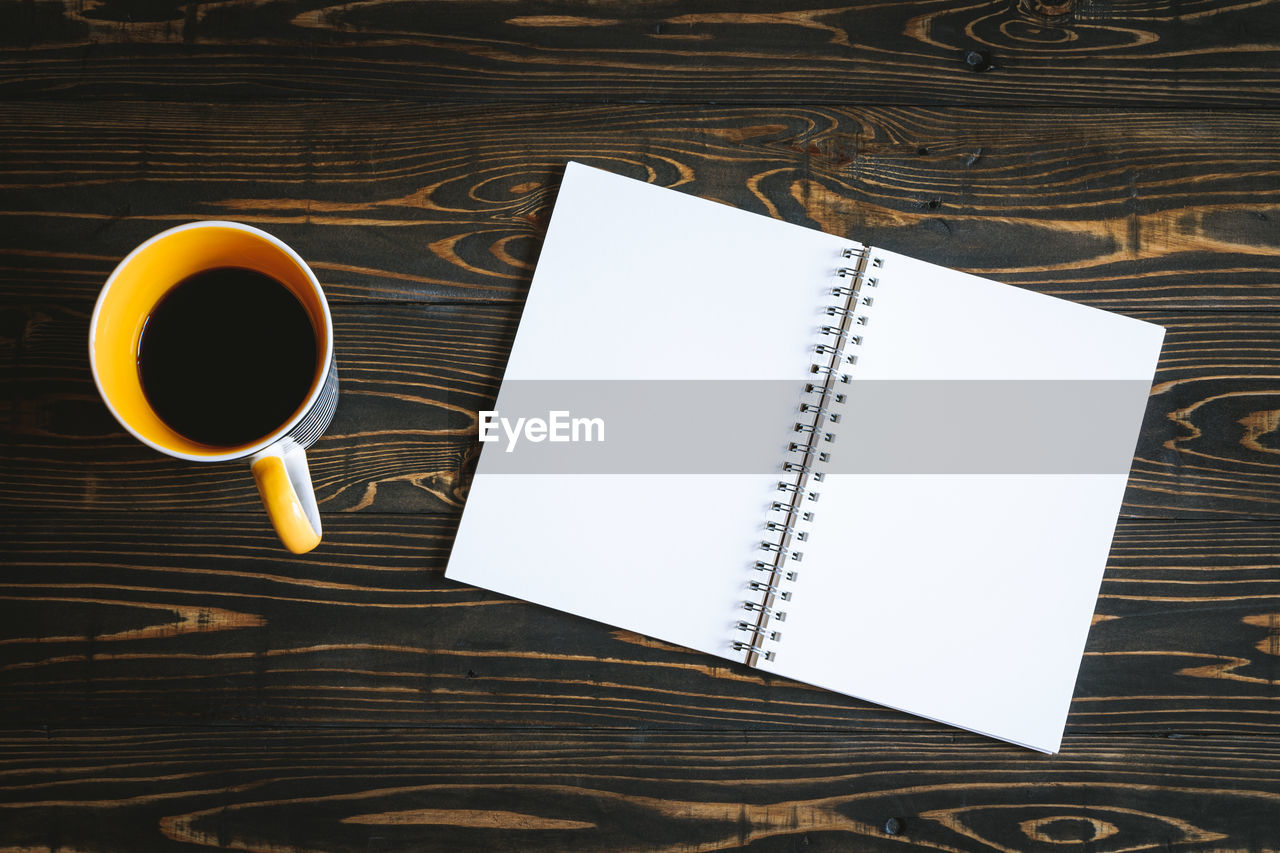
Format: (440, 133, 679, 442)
(734, 244, 883, 667)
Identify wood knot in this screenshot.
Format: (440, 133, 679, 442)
(1018, 0, 1077, 24)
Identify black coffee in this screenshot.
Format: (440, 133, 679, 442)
(138, 267, 318, 447)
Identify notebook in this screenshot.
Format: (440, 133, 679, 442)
(445, 161, 1165, 753)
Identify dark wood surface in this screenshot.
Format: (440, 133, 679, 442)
(4, 1, 1280, 850)
(3, 0, 1280, 106)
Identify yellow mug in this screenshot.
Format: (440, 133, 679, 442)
(89, 221, 339, 554)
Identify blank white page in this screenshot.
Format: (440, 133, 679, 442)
(757, 248, 1165, 752)
(446, 162, 851, 658)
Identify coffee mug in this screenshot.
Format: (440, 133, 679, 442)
(90, 221, 339, 553)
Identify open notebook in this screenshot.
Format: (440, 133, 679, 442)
(445, 161, 1165, 753)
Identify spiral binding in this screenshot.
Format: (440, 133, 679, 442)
(734, 244, 883, 667)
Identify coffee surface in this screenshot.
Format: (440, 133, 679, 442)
(137, 267, 318, 447)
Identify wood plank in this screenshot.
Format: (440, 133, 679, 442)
(2, 102, 1278, 309)
(1133, 312, 1280, 518)
(0, 728, 1277, 851)
(1, 513, 1278, 735)
(3, 0, 1280, 105)
(5, 301, 1280, 517)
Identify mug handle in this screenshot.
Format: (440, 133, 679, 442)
(251, 438, 322, 554)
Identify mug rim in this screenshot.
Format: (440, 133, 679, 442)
(89, 220, 336, 463)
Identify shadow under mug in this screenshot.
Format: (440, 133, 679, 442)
(90, 221, 339, 554)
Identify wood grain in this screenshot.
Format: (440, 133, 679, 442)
(6, 301, 1280, 517)
(1, 102, 1278, 309)
(1135, 312, 1280, 518)
(2, 0, 1280, 105)
(0, 729, 1277, 851)
(2, 512, 1278, 735)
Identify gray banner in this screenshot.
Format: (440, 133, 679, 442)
(474, 380, 1154, 475)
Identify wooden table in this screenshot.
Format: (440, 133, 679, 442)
(3, 2, 1280, 849)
